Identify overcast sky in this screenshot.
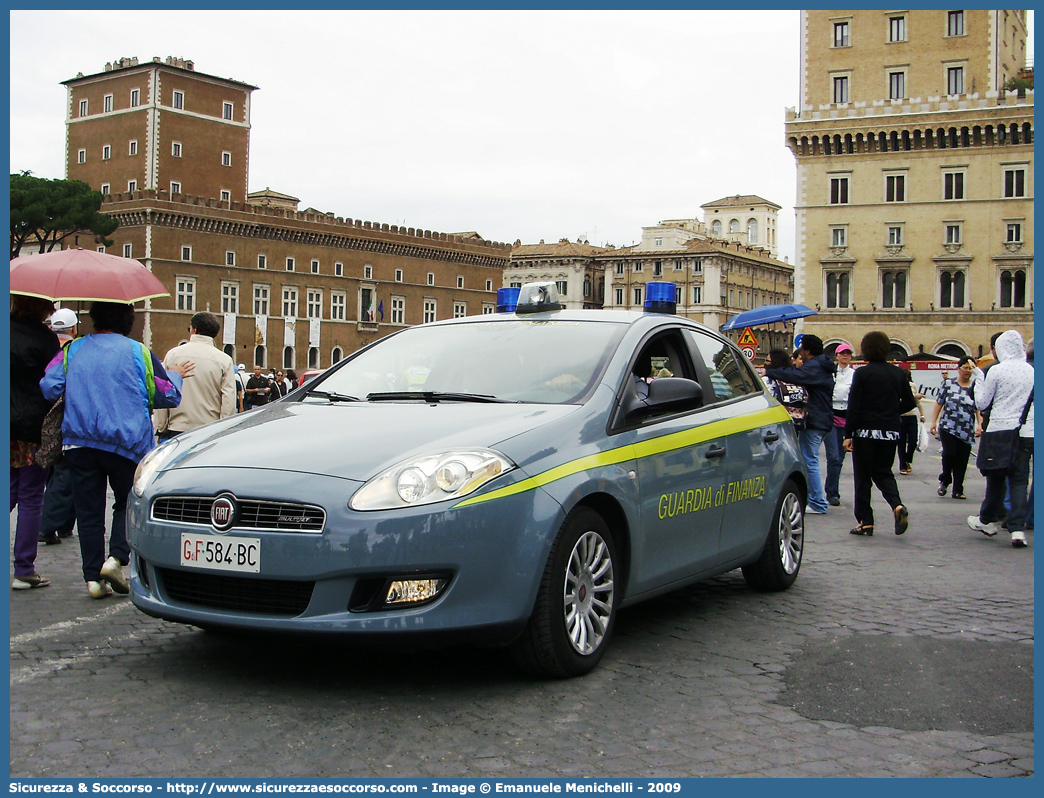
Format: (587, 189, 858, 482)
(7, 10, 1031, 262)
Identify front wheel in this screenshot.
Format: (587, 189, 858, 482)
(510, 507, 619, 678)
(742, 478, 804, 591)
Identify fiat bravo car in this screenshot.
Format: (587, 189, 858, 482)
(128, 282, 807, 677)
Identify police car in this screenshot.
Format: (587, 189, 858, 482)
(127, 282, 807, 677)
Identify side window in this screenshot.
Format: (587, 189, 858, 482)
(630, 329, 697, 386)
(686, 331, 759, 402)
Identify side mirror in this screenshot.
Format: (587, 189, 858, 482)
(623, 377, 704, 419)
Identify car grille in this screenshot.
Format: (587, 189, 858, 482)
(151, 496, 326, 532)
(158, 568, 315, 617)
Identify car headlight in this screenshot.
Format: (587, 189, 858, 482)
(132, 439, 181, 497)
(350, 449, 515, 511)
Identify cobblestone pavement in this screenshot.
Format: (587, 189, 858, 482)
(9, 453, 1033, 778)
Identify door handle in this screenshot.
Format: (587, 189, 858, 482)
(763, 431, 780, 443)
(705, 445, 727, 459)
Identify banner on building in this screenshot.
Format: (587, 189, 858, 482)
(254, 315, 267, 346)
(284, 318, 296, 347)
(222, 313, 236, 346)
(309, 318, 321, 347)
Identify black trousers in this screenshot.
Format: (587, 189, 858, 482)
(897, 415, 918, 469)
(39, 461, 76, 536)
(938, 429, 972, 495)
(851, 437, 902, 527)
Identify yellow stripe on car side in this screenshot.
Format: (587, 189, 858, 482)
(453, 404, 790, 509)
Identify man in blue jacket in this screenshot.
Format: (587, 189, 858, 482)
(765, 334, 837, 514)
(40, 302, 194, 599)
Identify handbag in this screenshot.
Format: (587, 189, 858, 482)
(976, 389, 1033, 475)
(774, 381, 807, 430)
(916, 419, 930, 452)
(36, 396, 65, 468)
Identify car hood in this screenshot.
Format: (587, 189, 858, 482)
(162, 400, 581, 482)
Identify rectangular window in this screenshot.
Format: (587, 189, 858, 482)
(335, 262, 344, 277)
(674, 260, 683, 271)
(653, 261, 663, 276)
(102, 144, 111, 160)
(947, 10, 964, 36)
(423, 299, 437, 324)
(615, 263, 624, 275)
(693, 286, 702, 304)
(825, 272, 851, 309)
(888, 71, 905, 99)
(181, 245, 192, 261)
(176, 278, 196, 311)
(693, 260, 703, 274)
(556, 280, 568, 297)
(100, 183, 110, 196)
(888, 225, 903, 246)
(833, 21, 850, 47)
(364, 265, 372, 279)
(311, 259, 320, 274)
(221, 283, 239, 314)
(395, 269, 403, 282)
(1007, 222, 1023, 243)
(123, 243, 132, 258)
(257, 254, 267, 269)
(457, 276, 465, 288)
(170, 181, 181, 194)
(225, 251, 236, 266)
(427, 273, 435, 286)
(833, 75, 849, 103)
(331, 292, 346, 321)
(253, 285, 270, 316)
(78, 99, 88, 117)
(940, 270, 967, 308)
(223, 102, 234, 120)
(615, 288, 624, 306)
(830, 176, 850, 204)
(172, 90, 184, 109)
(945, 223, 962, 245)
(103, 94, 113, 113)
(220, 190, 231, 203)
(130, 88, 140, 107)
(307, 290, 323, 319)
(653, 237, 663, 247)
(881, 270, 908, 308)
(947, 66, 964, 95)
(486, 280, 493, 291)
(172, 142, 182, 157)
(222, 151, 231, 167)
(889, 16, 906, 42)
(633, 262, 643, 272)
(943, 171, 965, 200)
(129, 140, 138, 156)
(482, 303, 495, 315)
(831, 227, 847, 247)
(286, 257, 295, 272)
(77, 149, 86, 164)
(453, 302, 467, 318)
(127, 180, 137, 192)
(1004, 168, 1026, 198)
(391, 296, 405, 324)
(633, 287, 643, 306)
(282, 288, 298, 318)
(885, 174, 906, 202)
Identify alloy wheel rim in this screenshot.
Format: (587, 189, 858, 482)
(779, 493, 804, 574)
(563, 530, 615, 655)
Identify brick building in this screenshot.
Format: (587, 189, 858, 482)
(61, 56, 509, 367)
(785, 10, 1033, 358)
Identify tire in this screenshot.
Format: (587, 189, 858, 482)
(742, 478, 804, 592)
(510, 507, 619, 678)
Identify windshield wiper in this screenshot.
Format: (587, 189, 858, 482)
(305, 389, 359, 403)
(366, 391, 516, 404)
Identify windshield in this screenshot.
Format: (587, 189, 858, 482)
(313, 319, 627, 404)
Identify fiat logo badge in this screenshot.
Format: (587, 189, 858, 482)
(210, 495, 237, 533)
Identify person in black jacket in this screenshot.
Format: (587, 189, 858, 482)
(765, 334, 836, 514)
(843, 330, 917, 536)
(10, 296, 61, 590)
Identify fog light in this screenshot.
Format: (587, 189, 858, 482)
(385, 578, 447, 606)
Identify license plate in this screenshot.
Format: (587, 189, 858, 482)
(180, 533, 261, 573)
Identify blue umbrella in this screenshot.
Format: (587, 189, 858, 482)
(720, 303, 817, 332)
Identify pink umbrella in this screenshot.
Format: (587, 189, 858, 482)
(10, 248, 170, 303)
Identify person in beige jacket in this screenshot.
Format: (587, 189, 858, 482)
(154, 312, 236, 439)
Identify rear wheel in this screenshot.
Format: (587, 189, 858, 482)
(742, 479, 804, 591)
(510, 507, 618, 678)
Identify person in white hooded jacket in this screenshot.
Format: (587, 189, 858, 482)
(967, 329, 1034, 547)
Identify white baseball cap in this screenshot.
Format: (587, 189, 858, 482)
(48, 308, 78, 331)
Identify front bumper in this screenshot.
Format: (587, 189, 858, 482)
(127, 465, 562, 641)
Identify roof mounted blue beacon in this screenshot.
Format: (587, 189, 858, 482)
(644, 282, 677, 315)
(515, 281, 564, 315)
(496, 287, 520, 313)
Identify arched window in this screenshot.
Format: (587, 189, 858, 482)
(937, 343, 968, 358)
(331, 347, 343, 365)
(747, 219, 758, 244)
(223, 343, 235, 359)
(729, 219, 740, 234)
(888, 342, 909, 361)
(309, 347, 320, 369)
(1000, 269, 1027, 308)
(711, 220, 722, 237)
(254, 345, 265, 367)
(283, 346, 294, 369)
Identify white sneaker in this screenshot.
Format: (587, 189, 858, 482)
(1011, 530, 1028, 548)
(100, 556, 129, 594)
(967, 515, 1000, 537)
(87, 580, 113, 599)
